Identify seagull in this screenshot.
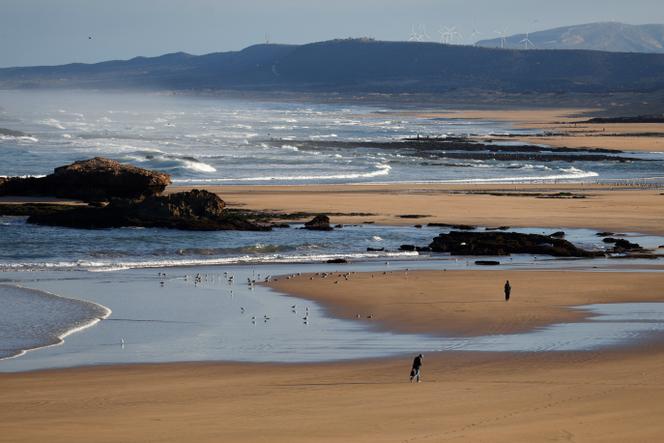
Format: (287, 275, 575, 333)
(121, 338, 125, 348)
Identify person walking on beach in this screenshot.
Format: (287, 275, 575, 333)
(410, 354, 423, 383)
(504, 280, 511, 302)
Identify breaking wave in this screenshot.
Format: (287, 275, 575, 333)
(173, 163, 392, 183)
(120, 150, 217, 174)
(2, 251, 420, 273)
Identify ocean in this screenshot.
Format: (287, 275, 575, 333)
(2, 90, 662, 185)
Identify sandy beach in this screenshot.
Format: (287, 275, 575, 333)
(269, 270, 664, 335)
(172, 183, 664, 235)
(409, 108, 664, 152)
(2, 270, 664, 442)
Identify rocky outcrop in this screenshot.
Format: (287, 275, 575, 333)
(428, 222, 475, 230)
(304, 215, 333, 231)
(475, 260, 501, 266)
(0, 157, 171, 201)
(28, 190, 269, 231)
(602, 237, 644, 253)
(326, 258, 348, 264)
(429, 231, 602, 258)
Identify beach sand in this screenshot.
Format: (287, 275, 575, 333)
(269, 270, 664, 335)
(2, 270, 664, 442)
(395, 108, 664, 152)
(172, 183, 664, 235)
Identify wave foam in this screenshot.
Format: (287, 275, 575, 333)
(173, 163, 392, 183)
(1, 251, 419, 272)
(121, 150, 217, 174)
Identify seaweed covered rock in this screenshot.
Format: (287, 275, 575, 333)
(0, 157, 171, 201)
(429, 231, 602, 258)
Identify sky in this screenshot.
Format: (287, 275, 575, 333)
(1, 0, 663, 67)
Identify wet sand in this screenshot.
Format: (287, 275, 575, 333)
(269, 270, 664, 335)
(2, 270, 664, 442)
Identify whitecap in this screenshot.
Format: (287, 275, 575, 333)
(172, 163, 392, 183)
(39, 118, 66, 130)
(2, 251, 419, 273)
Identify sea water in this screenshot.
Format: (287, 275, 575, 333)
(1, 90, 662, 185)
(2, 220, 663, 272)
(2, 262, 664, 372)
(0, 284, 110, 360)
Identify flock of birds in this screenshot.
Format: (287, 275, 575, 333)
(121, 264, 402, 347)
(157, 270, 316, 327)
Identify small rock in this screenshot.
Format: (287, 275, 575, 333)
(475, 260, 501, 266)
(326, 258, 348, 264)
(304, 215, 333, 231)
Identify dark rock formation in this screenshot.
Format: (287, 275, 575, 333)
(550, 231, 566, 238)
(367, 247, 385, 252)
(0, 157, 171, 201)
(429, 231, 602, 257)
(602, 237, 644, 252)
(585, 115, 664, 124)
(0, 127, 28, 137)
(327, 258, 348, 264)
(596, 232, 615, 237)
(428, 223, 475, 230)
(475, 260, 501, 266)
(28, 190, 269, 231)
(304, 214, 333, 231)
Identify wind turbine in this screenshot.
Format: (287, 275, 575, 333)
(418, 24, 431, 41)
(438, 27, 449, 44)
(448, 26, 463, 44)
(408, 25, 422, 42)
(438, 26, 452, 44)
(495, 28, 509, 49)
(520, 31, 535, 49)
(470, 26, 482, 45)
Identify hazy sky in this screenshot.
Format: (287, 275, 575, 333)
(2, 0, 663, 67)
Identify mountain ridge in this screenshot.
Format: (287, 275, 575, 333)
(2, 38, 664, 94)
(477, 22, 664, 53)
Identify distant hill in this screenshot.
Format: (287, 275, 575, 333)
(2, 38, 664, 94)
(477, 22, 664, 53)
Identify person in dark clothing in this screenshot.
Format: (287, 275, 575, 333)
(504, 280, 511, 301)
(410, 354, 423, 383)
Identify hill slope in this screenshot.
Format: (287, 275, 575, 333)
(477, 22, 664, 53)
(2, 39, 664, 94)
